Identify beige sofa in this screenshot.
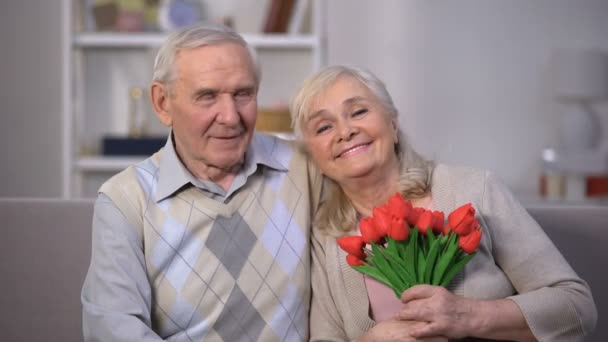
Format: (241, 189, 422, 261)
(1, 198, 94, 342)
(0, 198, 605, 341)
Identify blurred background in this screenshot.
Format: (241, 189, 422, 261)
(1, 0, 608, 206)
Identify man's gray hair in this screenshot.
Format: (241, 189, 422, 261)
(152, 23, 260, 86)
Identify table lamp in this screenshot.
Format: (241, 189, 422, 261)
(552, 48, 608, 153)
(549, 49, 608, 200)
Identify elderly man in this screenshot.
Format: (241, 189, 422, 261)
(81, 23, 322, 341)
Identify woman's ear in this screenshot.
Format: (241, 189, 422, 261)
(150, 82, 173, 127)
(391, 117, 399, 144)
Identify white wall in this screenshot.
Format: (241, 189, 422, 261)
(0, 1, 64, 197)
(326, 0, 608, 196)
(2, 1, 607, 198)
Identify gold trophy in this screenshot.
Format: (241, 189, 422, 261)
(128, 87, 147, 137)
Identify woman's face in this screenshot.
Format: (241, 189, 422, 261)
(301, 75, 399, 185)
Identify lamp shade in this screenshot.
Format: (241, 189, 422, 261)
(551, 49, 608, 101)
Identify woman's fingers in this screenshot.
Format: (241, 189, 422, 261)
(401, 284, 438, 302)
(398, 286, 475, 339)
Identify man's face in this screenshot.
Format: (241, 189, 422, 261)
(156, 42, 258, 176)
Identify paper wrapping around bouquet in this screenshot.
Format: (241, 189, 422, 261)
(256, 108, 292, 132)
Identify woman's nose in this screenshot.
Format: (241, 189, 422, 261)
(337, 120, 357, 141)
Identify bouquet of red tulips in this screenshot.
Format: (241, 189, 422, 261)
(336, 193, 482, 298)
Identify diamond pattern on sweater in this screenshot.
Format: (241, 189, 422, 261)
(214, 285, 266, 341)
(206, 213, 257, 279)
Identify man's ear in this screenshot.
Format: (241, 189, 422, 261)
(150, 82, 173, 127)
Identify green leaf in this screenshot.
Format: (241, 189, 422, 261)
(370, 242, 405, 291)
(440, 252, 476, 287)
(424, 238, 442, 284)
(432, 232, 459, 285)
(427, 229, 436, 252)
(354, 264, 404, 299)
(376, 245, 416, 287)
(405, 228, 419, 282)
(417, 245, 426, 283)
(396, 230, 411, 259)
(385, 237, 401, 260)
(353, 264, 392, 288)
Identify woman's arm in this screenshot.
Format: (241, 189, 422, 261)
(398, 285, 536, 341)
(398, 169, 596, 341)
(310, 229, 352, 342)
(481, 170, 596, 341)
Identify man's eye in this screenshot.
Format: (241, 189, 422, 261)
(235, 90, 254, 100)
(198, 92, 216, 101)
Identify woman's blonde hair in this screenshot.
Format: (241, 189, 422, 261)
(289, 65, 434, 236)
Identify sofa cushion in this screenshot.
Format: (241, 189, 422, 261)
(0, 198, 94, 342)
(0, 198, 604, 341)
(527, 205, 607, 342)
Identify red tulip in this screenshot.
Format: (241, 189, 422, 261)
(337, 236, 366, 259)
(387, 193, 411, 220)
(458, 228, 482, 254)
(406, 207, 425, 227)
(372, 206, 392, 236)
(346, 253, 365, 266)
(446, 203, 476, 236)
(360, 217, 384, 244)
(388, 217, 409, 241)
(415, 210, 434, 235)
(431, 211, 445, 234)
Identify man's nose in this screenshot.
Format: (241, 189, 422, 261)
(216, 95, 240, 125)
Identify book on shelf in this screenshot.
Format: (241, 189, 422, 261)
(287, 0, 309, 34)
(263, 0, 295, 33)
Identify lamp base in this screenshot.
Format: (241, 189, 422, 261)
(552, 149, 608, 175)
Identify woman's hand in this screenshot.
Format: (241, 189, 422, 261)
(358, 319, 448, 342)
(398, 284, 537, 341)
(397, 285, 476, 339)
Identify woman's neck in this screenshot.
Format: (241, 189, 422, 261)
(340, 165, 401, 217)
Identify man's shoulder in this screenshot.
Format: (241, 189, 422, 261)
(99, 151, 162, 197)
(252, 132, 307, 167)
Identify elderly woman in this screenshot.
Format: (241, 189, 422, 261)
(289, 65, 597, 342)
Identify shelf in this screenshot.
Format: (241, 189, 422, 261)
(73, 32, 319, 49)
(75, 156, 145, 172)
(64, 0, 325, 197)
(74, 131, 294, 173)
(518, 194, 608, 208)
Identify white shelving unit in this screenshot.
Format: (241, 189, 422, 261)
(62, 0, 326, 198)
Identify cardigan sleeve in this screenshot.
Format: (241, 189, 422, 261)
(480, 171, 597, 341)
(81, 194, 165, 342)
(310, 228, 352, 342)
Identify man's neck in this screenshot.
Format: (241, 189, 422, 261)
(185, 158, 244, 192)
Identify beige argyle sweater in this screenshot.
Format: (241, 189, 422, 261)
(91, 135, 322, 341)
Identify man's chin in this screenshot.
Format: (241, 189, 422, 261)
(211, 155, 246, 171)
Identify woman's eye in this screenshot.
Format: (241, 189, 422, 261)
(316, 124, 331, 135)
(352, 108, 368, 117)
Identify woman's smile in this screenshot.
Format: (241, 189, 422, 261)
(336, 142, 371, 159)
